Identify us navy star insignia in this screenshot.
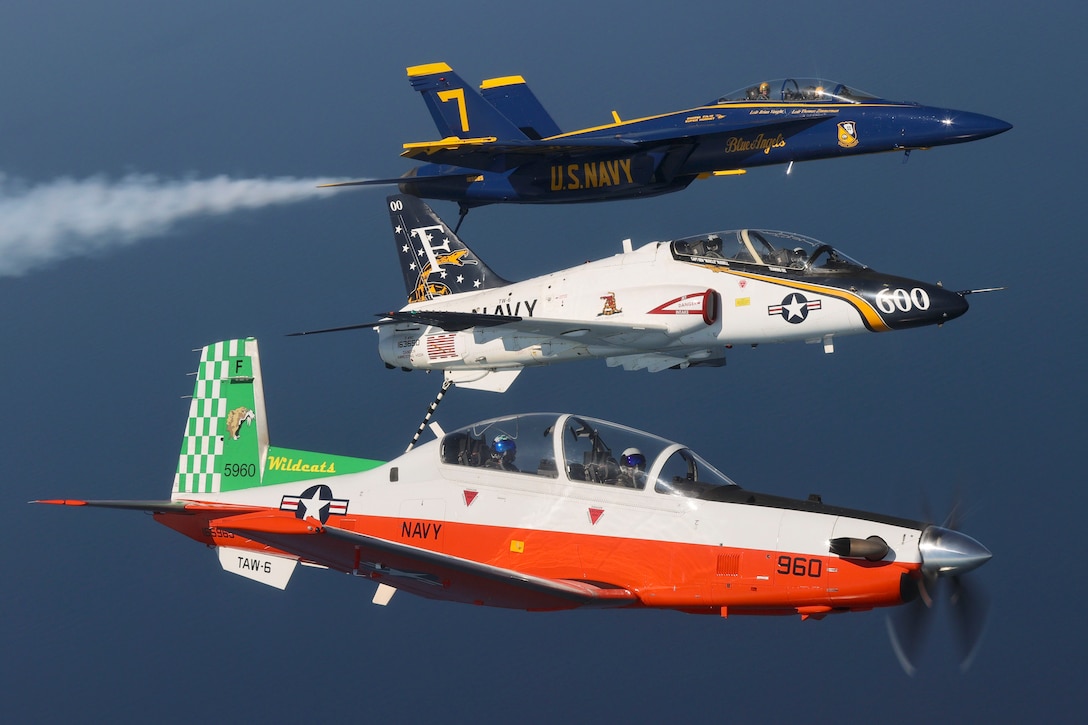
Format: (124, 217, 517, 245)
(280, 484, 349, 524)
(768, 292, 821, 324)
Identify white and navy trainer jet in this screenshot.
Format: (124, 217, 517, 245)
(293, 195, 993, 392)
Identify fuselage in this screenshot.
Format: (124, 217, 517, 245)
(160, 412, 929, 614)
(401, 86, 1011, 206)
(378, 232, 969, 373)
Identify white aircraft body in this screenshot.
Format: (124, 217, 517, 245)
(295, 195, 977, 392)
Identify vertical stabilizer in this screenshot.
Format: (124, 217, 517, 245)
(388, 194, 510, 304)
(479, 75, 562, 139)
(407, 62, 527, 141)
(174, 338, 268, 497)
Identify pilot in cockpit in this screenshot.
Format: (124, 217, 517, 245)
(747, 82, 770, 100)
(486, 435, 519, 472)
(618, 448, 647, 489)
(703, 235, 724, 259)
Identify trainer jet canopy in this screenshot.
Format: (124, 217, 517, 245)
(290, 195, 995, 393)
(324, 63, 1011, 212)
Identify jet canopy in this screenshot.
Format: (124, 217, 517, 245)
(670, 229, 866, 272)
(439, 413, 739, 498)
(714, 78, 879, 104)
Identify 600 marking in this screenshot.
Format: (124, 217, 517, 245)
(876, 287, 931, 314)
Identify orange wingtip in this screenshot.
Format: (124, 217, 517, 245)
(33, 499, 87, 506)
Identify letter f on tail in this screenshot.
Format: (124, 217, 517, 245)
(387, 194, 509, 304)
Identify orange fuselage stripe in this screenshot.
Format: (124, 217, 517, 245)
(157, 510, 913, 612)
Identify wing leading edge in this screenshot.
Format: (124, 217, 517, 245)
(400, 111, 836, 170)
(291, 311, 672, 348)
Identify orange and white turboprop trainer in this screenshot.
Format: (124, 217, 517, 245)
(37, 338, 990, 673)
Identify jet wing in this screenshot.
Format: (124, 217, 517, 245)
(401, 136, 638, 171)
(216, 512, 637, 610)
(399, 112, 836, 170)
(380, 310, 515, 332)
(292, 311, 672, 348)
(381, 310, 674, 349)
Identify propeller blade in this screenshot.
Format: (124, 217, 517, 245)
(949, 575, 989, 672)
(887, 496, 990, 675)
(886, 595, 931, 677)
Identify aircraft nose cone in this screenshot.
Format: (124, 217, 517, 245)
(939, 110, 1013, 142)
(919, 525, 992, 576)
(877, 284, 969, 330)
(936, 288, 970, 323)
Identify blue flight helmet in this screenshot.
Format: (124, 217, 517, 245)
(493, 435, 516, 459)
(621, 447, 646, 470)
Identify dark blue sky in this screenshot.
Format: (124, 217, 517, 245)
(3, 2, 1084, 721)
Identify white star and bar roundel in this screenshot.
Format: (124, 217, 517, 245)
(768, 292, 822, 324)
(280, 484, 349, 524)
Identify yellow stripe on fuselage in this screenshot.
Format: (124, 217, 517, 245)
(541, 102, 901, 141)
(712, 268, 892, 332)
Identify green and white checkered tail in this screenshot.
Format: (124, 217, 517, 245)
(173, 338, 268, 497)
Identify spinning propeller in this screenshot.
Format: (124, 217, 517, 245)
(886, 507, 991, 676)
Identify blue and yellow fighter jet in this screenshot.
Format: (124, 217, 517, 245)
(327, 63, 1010, 217)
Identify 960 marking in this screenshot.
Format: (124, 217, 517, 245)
(777, 555, 823, 578)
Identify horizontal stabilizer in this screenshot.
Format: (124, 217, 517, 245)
(32, 498, 283, 520)
(33, 498, 191, 512)
(318, 171, 477, 189)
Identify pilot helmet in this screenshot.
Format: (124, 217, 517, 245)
(758, 82, 769, 96)
(493, 435, 516, 457)
(621, 447, 646, 470)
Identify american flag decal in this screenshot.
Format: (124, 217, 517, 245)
(426, 333, 458, 360)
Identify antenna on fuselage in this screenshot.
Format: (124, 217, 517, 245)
(405, 378, 454, 452)
(453, 203, 471, 234)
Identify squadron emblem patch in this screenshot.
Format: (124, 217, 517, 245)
(837, 121, 859, 148)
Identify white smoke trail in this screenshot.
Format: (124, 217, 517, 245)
(0, 173, 354, 276)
